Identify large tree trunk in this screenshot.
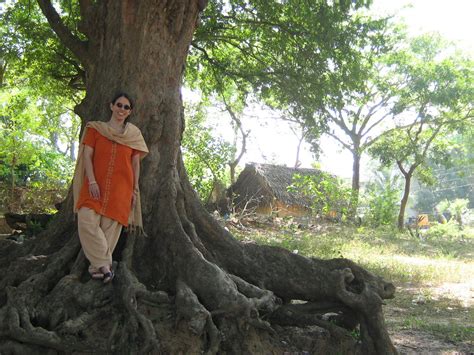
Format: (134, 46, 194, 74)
(0, 1, 397, 354)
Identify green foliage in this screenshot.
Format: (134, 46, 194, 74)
(0, 1, 81, 213)
(446, 198, 469, 217)
(362, 170, 402, 227)
(370, 34, 474, 170)
(182, 103, 234, 201)
(424, 220, 466, 240)
(189, 0, 384, 146)
(414, 131, 474, 213)
(368, 34, 474, 228)
(0, 73, 78, 214)
(288, 172, 352, 219)
(436, 198, 470, 227)
(1, 0, 84, 94)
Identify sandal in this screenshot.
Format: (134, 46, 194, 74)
(91, 272, 104, 280)
(103, 270, 115, 284)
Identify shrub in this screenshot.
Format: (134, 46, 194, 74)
(362, 171, 401, 227)
(288, 173, 352, 220)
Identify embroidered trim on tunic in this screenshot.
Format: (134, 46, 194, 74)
(101, 142, 117, 215)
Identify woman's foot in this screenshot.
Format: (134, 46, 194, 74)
(90, 272, 104, 280)
(100, 266, 114, 284)
(103, 270, 114, 283)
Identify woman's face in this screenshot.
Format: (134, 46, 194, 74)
(110, 96, 132, 123)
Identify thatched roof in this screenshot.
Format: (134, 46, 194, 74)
(229, 163, 324, 208)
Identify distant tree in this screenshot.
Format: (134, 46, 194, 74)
(369, 35, 474, 230)
(302, 25, 402, 209)
(413, 129, 474, 212)
(188, 1, 391, 150)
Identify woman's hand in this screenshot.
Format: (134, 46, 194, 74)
(84, 146, 99, 199)
(89, 182, 100, 199)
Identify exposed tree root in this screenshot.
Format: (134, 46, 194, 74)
(0, 287, 91, 352)
(177, 169, 398, 354)
(268, 301, 358, 334)
(108, 233, 170, 353)
(176, 279, 221, 354)
(334, 268, 398, 354)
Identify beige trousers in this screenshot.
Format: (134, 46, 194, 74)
(77, 207, 122, 273)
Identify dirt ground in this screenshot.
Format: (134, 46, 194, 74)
(387, 282, 473, 355)
(391, 329, 472, 355)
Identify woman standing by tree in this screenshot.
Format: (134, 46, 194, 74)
(72, 93, 148, 283)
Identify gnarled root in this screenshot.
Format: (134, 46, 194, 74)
(334, 268, 398, 354)
(176, 279, 220, 354)
(182, 178, 398, 354)
(107, 233, 170, 353)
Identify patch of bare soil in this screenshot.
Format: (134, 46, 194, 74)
(387, 282, 473, 355)
(391, 329, 472, 355)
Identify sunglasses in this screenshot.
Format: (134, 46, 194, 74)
(116, 102, 132, 110)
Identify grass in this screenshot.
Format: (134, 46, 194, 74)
(231, 220, 474, 344)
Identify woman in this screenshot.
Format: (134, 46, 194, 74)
(72, 93, 148, 283)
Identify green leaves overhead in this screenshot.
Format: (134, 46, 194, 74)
(1, 0, 84, 94)
(386, 34, 474, 120)
(189, 0, 383, 121)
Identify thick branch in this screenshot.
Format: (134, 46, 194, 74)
(326, 130, 352, 151)
(222, 100, 248, 184)
(36, 0, 90, 66)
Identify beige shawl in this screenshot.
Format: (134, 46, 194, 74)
(72, 121, 149, 233)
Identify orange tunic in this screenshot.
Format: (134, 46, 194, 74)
(76, 128, 139, 226)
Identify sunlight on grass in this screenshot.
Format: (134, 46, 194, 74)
(238, 224, 474, 285)
(342, 248, 474, 284)
(232, 222, 474, 343)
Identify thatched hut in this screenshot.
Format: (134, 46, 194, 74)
(228, 163, 324, 217)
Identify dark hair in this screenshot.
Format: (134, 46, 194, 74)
(111, 92, 134, 109)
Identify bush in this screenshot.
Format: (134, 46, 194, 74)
(424, 220, 465, 240)
(436, 198, 470, 227)
(362, 171, 401, 227)
(288, 173, 353, 220)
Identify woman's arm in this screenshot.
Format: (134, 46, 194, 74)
(84, 145, 100, 199)
(131, 153, 141, 206)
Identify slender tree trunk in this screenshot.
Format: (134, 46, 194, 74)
(350, 148, 361, 215)
(10, 154, 16, 210)
(69, 140, 76, 161)
(295, 131, 305, 169)
(398, 169, 414, 230)
(226, 106, 247, 185)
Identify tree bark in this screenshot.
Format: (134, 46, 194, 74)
(397, 164, 415, 231)
(350, 147, 361, 216)
(0, 1, 398, 354)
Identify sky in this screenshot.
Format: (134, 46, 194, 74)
(198, 0, 474, 180)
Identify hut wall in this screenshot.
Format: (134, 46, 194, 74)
(273, 200, 310, 217)
(255, 204, 273, 215)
